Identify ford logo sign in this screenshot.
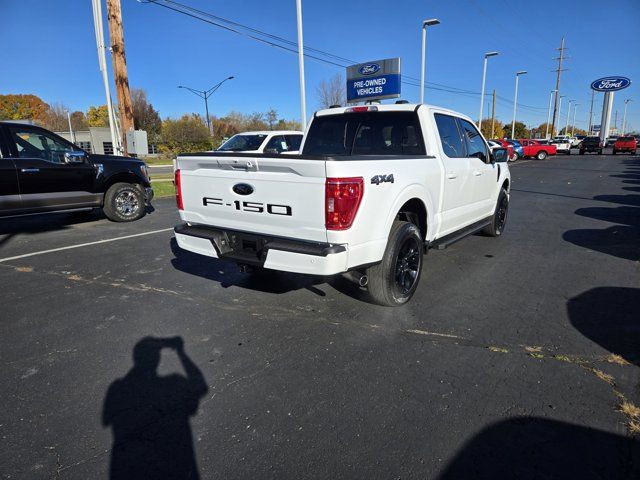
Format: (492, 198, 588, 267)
(590, 76, 631, 92)
(232, 183, 254, 196)
(359, 63, 381, 76)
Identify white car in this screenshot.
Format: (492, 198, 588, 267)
(551, 136, 572, 154)
(217, 130, 303, 154)
(174, 104, 511, 306)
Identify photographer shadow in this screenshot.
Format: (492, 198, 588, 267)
(103, 336, 208, 480)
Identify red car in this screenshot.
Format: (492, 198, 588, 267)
(518, 139, 558, 160)
(612, 136, 637, 155)
(491, 139, 515, 161)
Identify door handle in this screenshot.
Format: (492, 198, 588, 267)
(473, 170, 483, 176)
(21, 168, 40, 173)
(446, 172, 457, 179)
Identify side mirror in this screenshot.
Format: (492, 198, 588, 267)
(491, 147, 509, 163)
(64, 151, 87, 164)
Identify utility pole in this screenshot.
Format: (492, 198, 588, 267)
(490, 89, 496, 138)
(588, 89, 595, 134)
(550, 37, 567, 140)
(106, 0, 134, 155)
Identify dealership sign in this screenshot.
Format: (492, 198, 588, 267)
(590, 76, 631, 92)
(346, 58, 401, 103)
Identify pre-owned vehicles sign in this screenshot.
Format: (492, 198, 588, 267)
(346, 58, 401, 103)
(590, 76, 631, 92)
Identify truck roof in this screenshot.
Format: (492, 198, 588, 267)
(314, 103, 474, 123)
(233, 130, 303, 136)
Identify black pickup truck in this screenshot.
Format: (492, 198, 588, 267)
(0, 121, 153, 221)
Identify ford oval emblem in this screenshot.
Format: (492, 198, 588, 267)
(232, 183, 254, 196)
(590, 76, 631, 92)
(359, 63, 381, 76)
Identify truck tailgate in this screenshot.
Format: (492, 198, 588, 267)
(177, 155, 328, 243)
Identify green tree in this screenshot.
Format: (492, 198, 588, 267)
(274, 119, 302, 131)
(502, 121, 527, 139)
(160, 113, 211, 153)
(87, 105, 110, 127)
(0, 94, 49, 123)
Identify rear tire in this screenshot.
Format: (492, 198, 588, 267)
(536, 150, 548, 160)
(579, 150, 584, 155)
(103, 183, 146, 222)
(482, 188, 509, 237)
(366, 221, 423, 307)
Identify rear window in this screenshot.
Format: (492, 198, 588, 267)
(618, 137, 635, 142)
(218, 134, 267, 152)
(302, 111, 425, 156)
(584, 137, 600, 142)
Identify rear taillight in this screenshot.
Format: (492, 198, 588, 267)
(175, 169, 183, 211)
(325, 177, 364, 230)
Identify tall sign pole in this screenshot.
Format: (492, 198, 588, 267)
(106, 0, 134, 155)
(588, 89, 595, 134)
(295, 0, 307, 130)
(91, 0, 120, 155)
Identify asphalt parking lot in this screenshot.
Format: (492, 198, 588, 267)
(1, 152, 639, 479)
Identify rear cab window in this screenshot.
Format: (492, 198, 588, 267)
(302, 111, 425, 156)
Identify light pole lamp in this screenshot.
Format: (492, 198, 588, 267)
(565, 99, 574, 135)
(478, 51, 499, 130)
(622, 99, 632, 134)
(420, 18, 440, 104)
(571, 103, 579, 137)
(545, 90, 557, 139)
(511, 70, 527, 139)
(178, 76, 235, 135)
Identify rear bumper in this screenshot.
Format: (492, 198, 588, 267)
(174, 223, 349, 275)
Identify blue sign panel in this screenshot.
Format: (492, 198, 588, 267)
(590, 76, 631, 92)
(592, 124, 601, 132)
(346, 58, 401, 103)
(347, 74, 401, 102)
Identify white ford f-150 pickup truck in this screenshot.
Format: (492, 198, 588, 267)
(174, 103, 511, 306)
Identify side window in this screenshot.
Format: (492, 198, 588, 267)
(284, 135, 302, 151)
(9, 127, 76, 163)
(434, 113, 465, 158)
(264, 135, 287, 153)
(459, 118, 489, 162)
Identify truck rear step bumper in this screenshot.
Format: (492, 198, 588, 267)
(174, 224, 348, 276)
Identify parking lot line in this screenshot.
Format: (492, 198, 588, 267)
(0, 228, 173, 263)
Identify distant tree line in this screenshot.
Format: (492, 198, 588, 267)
(0, 91, 301, 154)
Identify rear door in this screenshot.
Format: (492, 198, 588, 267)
(433, 113, 475, 233)
(5, 125, 96, 212)
(178, 155, 328, 242)
(0, 126, 21, 215)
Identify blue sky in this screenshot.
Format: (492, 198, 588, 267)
(1, 0, 639, 131)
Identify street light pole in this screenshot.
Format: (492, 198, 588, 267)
(571, 103, 579, 137)
(420, 18, 440, 104)
(621, 99, 632, 135)
(178, 76, 234, 135)
(295, 0, 307, 130)
(478, 51, 498, 130)
(511, 70, 527, 139)
(565, 99, 574, 135)
(545, 89, 557, 139)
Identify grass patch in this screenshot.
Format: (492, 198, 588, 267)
(591, 368, 615, 385)
(525, 346, 543, 353)
(152, 181, 175, 198)
(619, 400, 640, 419)
(151, 173, 174, 181)
(606, 354, 630, 366)
(488, 346, 508, 353)
(529, 353, 545, 359)
(143, 155, 174, 166)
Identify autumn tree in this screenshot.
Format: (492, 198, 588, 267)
(479, 118, 504, 140)
(316, 73, 345, 109)
(131, 88, 161, 136)
(0, 94, 49, 123)
(87, 105, 110, 127)
(160, 114, 211, 153)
